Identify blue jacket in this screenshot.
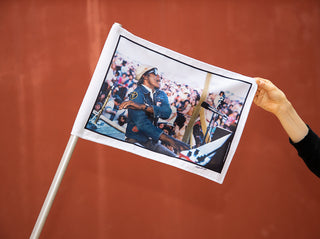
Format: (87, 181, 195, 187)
(126, 84, 171, 143)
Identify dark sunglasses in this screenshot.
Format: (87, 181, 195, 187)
(146, 68, 158, 76)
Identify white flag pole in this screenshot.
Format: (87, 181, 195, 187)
(30, 134, 79, 239)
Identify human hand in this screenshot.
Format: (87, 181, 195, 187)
(160, 133, 190, 153)
(254, 77, 289, 117)
(119, 100, 143, 110)
(254, 77, 308, 143)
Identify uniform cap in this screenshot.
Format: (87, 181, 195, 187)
(135, 65, 156, 83)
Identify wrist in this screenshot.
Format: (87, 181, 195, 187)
(276, 100, 308, 143)
(275, 98, 292, 119)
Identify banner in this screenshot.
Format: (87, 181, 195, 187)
(71, 23, 257, 183)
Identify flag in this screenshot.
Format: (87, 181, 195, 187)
(71, 23, 257, 184)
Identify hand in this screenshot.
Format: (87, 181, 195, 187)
(119, 100, 143, 110)
(160, 133, 190, 154)
(254, 77, 308, 143)
(119, 100, 154, 114)
(254, 77, 289, 117)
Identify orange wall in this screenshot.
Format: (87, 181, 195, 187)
(1, 0, 320, 238)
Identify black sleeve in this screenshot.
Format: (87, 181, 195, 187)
(289, 126, 320, 178)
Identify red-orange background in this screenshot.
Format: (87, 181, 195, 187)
(1, 0, 319, 238)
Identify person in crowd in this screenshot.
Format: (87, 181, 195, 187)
(214, 91, 225, 109)
(117, 115, 127, 128)
(174, 116, 187, 141)
(102, 96, 122, 120)
(254, 77, 320, 177)
(94, 102, 103, 112)
(158, 101, 177, 135)
(119, 65, 190, 156)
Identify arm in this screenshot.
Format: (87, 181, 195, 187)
(159, 133, 190, 154)
(120, 100, 189, 153)
(119, 100, 154, 114)
(119, 91, 172, 119)
(254, 78, 320, 178)
(152, 90, 172, 119)
(254, 77, 308, 143)
(120, 100, 162, 141)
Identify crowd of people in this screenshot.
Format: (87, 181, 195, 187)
(93, 53, 245, 148)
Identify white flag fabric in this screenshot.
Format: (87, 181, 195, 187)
(71, 23, 257, 184)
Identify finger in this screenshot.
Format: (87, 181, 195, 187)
(257, 78, 275, 92)
(120, 102, 129, 109)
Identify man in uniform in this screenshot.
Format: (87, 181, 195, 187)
(119, 65, 189, 157)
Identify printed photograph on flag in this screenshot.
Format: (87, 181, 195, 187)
(71, 23, 257, 183)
